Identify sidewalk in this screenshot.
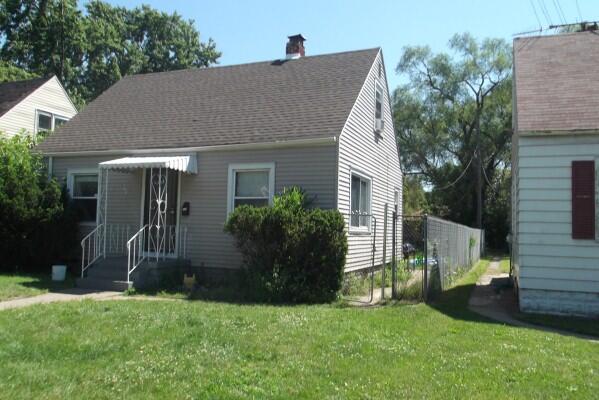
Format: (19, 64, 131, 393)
(0, 288, 122, 311)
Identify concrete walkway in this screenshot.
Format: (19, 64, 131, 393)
(0, 288, 122, 311)
(468, 260, 598, 341)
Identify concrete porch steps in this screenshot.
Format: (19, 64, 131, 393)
(77, 256, 132, 291)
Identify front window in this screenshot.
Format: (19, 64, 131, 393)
(228, 163, 275, 213)
(70, 173, 98, 223)
(350, 173, 371, 229)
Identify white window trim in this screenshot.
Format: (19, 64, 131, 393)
(35, 109, 70, 133)
(374, 79, 384, 131)
(67, 168, 100, 226)
(349, 169, 373, 234)
(227, 162, 275, 215)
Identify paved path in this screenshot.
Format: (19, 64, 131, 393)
(468, 259, 598, 341)
(0, 288, 122, 311)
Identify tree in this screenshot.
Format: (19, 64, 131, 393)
(0, 0, 220, 105)
(394, 33, 512, 246)
(403, 174, 428, 215)
(0, 133, 79, 272)
(0, 60, 38, 82)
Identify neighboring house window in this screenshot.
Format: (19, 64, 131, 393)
(350, 173, 371, 230)
(571, 160, 595, 239)
(37, 111, 52, 132)
(374, 80, 383, 131)
(68, 171, 99, 223)
(227, 163, 275, 214)
(36, 110, 69, 133)
(394, 189, 400, 213)
(54, 116, 68, 128)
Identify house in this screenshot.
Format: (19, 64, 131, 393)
(37, 35, 402, 290)
(512, 31, 599, 317)
(0, 75, 77, 137)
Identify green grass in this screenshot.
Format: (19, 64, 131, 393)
(499, 257, 510, 274)
(0, 260, 597, 399)
(514, 312, 599, 338)
(0, 273, 73, 301)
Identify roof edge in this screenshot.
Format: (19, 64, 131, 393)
(40, 136, 337, 157)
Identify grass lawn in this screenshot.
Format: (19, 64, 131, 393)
(0, 273, 73, 301)
(499, 257, 510, 274)
(0, 261, 597, 399)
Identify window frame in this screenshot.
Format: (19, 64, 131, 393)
(349, 169, 373, 233)
(67, 168, 99, 226)
(35, 109, 70, 133)
(374, 79, 384, 132)
(227, 162, 275, 215)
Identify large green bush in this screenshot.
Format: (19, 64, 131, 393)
(0, 134, 79, 273)
(224, 187, 347, 303)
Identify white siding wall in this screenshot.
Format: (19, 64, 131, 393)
(0, 77, 77, 137)
(337, 51, 403, 271)
(515, 132, 599, 316)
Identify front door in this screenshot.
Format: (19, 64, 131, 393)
(143, 168, 179, 257)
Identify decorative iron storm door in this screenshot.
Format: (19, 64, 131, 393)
(143, 168, 179, 259)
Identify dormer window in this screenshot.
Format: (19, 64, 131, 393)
(374, 80, 384, 133)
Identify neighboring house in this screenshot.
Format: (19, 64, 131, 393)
(0, 75, 77, 137)
(512, 31, 599, 317)
(37, 35, 403, 290)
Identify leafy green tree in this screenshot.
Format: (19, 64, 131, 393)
(394, 33, 512, 247)
(0, 0, 220, 105)
(0, 60, 38, 82)
(403, 175, 428, 215)
(0, 133, 79, 272)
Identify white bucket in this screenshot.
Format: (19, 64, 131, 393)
(52, 265, 67, 281)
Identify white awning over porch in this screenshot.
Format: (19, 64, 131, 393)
(99, 155, 198, 174)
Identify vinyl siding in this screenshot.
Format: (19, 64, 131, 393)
(514, 133, 599, 295)
(51, 155, 143, 237)
(0, 77, 77, 137)
(180, 145, 337, 270)
(337, 50, 403, 271)
(50, 144, 337, 270)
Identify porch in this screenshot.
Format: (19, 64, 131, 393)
(77, 155, 197, 290)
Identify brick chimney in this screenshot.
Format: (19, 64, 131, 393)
(286, 34, 306, 59)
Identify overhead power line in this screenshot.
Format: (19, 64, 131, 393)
(529, 0, 543, 28)
(576, 0, 583, 22)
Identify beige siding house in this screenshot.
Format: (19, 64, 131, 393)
(0, 76, 77, 137)
(38, 36, 402, 290)
(512, 31, 599, 317)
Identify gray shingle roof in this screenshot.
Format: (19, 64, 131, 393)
(0, 76, 52, 118)
(514, 31, 599, 133)
(38, 48, 380, 153)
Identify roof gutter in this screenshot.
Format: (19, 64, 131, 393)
(39, 136, 338, 157)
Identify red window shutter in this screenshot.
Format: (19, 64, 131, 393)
(572, 161, 595, 239)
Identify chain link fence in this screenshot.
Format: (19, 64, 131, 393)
(343, 211, 484, 303)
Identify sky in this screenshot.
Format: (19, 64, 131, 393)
(104, 0, 599, 90)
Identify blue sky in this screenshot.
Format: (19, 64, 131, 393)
(104, 0, 599, 89)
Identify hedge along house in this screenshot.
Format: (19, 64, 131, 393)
(0, 75, 77, 137)
(512, 31, 599, 317)
(37, 36, 403, 290)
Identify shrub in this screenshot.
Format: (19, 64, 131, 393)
(224, 187, 347, 303)
(0, 134, 79, 273)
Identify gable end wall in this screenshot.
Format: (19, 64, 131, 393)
(337, 50, 403, 271)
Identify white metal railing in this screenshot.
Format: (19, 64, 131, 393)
(81, 224, 104, 278)
(106, 224, 132, 255)
(127, 224, 148, 283)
